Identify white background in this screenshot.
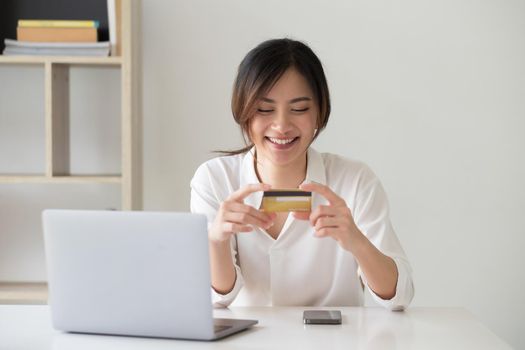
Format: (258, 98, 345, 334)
(1, 0, 524, 348)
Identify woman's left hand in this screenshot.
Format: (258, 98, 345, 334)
(293, 182, 364, 252)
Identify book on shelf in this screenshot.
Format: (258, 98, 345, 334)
(2, 39, 110, 57)
(17, 19, 99, 43)
(18, 20, 100, 28)
(17, 27, 98, 43)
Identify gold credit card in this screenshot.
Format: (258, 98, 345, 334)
(261, 189, 312, 212)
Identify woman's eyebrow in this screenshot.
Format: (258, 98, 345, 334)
(260, 96, 312, 104)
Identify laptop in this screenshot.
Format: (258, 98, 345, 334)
(42, 209, 257, 341)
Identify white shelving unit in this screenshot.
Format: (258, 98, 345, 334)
(0, 0, 142, 304)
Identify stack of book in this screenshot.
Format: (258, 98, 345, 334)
(2, 20, 110, 57)
(17, 19, 99, 42)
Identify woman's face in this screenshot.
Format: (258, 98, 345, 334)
(249, 68, 318, 168)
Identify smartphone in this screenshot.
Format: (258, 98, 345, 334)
(303, 310, 342, 325)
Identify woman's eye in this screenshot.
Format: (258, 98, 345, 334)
(257, 109, 274, 113)
(292, 107, 310, 113)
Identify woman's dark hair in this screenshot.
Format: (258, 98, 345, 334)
(218, 38, 331, 155)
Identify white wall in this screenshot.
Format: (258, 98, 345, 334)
(142, 0, 525, 348)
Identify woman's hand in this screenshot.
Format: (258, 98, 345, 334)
(294, 182, 399, 300)
(293, 182, 364, 252)
(209, 183, 276, 243)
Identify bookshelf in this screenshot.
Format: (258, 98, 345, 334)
(0, 56, 122, 65)
(0, 0, 142, 304)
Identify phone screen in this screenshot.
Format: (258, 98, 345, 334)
(303, 310, 342, 324)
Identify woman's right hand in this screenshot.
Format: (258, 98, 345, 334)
(209, 183, 276, 243)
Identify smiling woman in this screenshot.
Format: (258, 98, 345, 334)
(190, 38, 414, 310)
(228, 38, 330, 157)
(251, 68, 318, 175)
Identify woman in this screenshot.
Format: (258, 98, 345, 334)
(191, 38, 414, 310)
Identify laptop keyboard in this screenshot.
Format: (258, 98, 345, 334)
(214, 324, 233, 333)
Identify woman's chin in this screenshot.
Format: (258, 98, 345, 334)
(260, 142, 308, 167)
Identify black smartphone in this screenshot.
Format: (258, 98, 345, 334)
(303, 310, 342, 324)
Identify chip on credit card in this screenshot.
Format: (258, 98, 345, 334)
(261, 189, 312, 212)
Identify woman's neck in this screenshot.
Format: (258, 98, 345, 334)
(254, 151, 308, 189)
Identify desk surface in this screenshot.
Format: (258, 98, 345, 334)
(0, 305, 511, 350)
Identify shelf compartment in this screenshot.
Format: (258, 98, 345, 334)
(0, 64, 46, 174)
(0, 182, 122, 284)
(43, 63, 122, 177)
(0, 282, 47, 304)
(68, 65, 122, 176)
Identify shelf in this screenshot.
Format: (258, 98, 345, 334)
(0, 175, 122, 184)
(0, 282, 47, 304)
(0, 0, 141, 294)
(0, 55, 122, 66)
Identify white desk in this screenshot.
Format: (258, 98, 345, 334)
(0, 305, 511, 350)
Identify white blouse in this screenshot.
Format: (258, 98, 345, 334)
(190, 147, 414, 310)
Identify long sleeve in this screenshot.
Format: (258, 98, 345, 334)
(353, 166, 415, 311)
(190, 163, 244, 307)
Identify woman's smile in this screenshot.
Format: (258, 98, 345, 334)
(265, 136, 300, 150)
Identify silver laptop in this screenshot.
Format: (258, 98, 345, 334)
(42, 209, 257, 341)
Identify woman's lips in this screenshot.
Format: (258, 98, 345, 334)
(265, 136, 299, 150)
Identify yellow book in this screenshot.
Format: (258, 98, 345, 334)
(18, 20, 99, 28)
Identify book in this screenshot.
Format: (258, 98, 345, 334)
(3, 39, 110, 57)
(18, 20, 99, 28)
(17, 27, 97, 42)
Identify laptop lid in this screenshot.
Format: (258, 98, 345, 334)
(42, 209, 216, 340)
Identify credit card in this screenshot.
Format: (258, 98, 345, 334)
(261, 189, 312, 212)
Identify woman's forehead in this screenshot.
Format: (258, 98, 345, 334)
(262, 68, 313, 101)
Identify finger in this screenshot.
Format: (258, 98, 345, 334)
(230, 183, 271, 202)
(300, 182, 345, 206)
(224, 211, 273, 230)
(227, 201, 274, 223)
(314, 216, 340, 231)
(223, 222, 253, 234)
(309, 205, 338, 226)
(292, 211, 311, 220)
(314, 227, 335, 238)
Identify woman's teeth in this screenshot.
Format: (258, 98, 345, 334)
(268, 137, 296, 145)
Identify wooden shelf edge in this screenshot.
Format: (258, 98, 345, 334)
(0, 55, 122, 65)
(0, 282, 48, 305)
(0, 175, 122, 184)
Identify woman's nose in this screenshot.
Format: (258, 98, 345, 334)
(271, 110, 292, 132)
